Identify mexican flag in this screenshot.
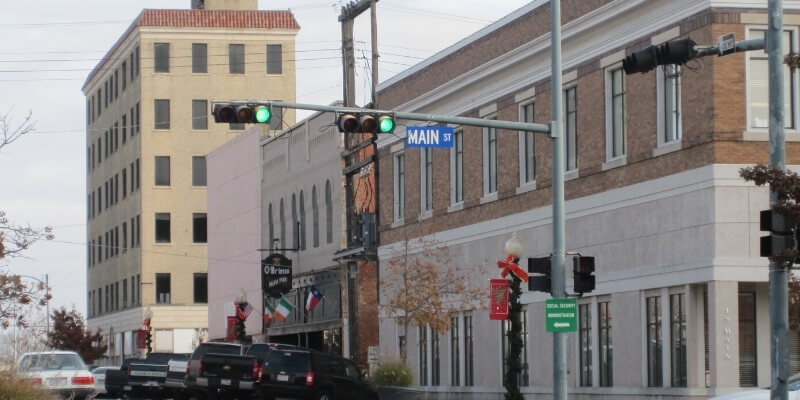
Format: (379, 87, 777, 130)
(273, 297, 294, 322)
(264, 301, 275, 326)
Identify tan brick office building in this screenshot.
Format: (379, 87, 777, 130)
(376, 0, 800, 398)
(82, 0, 298, 362)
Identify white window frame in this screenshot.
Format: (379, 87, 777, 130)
(604, 64, 627, 166)
(518, 100, 536, 191)
(420, 147, 433, 218)
(745, 26, 799, 138)
(482, 115, 498, 201)
(449, 129, 464, 211)
(562, 82, 579, 176)
(655, 64, 682, 154)
(393, 151, 405, 224)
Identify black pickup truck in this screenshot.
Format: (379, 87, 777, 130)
(199, 343, 297, 400)
(185, 342, 247, 399)
(127, 352, 188, 399)
(104, 357, 142, 398)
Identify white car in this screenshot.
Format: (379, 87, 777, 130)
(16, 351, 95, 400)
(90, 366, 116, 398)
(711, 372, 800, 399)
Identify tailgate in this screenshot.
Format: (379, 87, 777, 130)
(128, 364, 168, 383)
(201, 353, 255, 379)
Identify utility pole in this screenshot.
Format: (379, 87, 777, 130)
(370, 0, 379, 108)
(767, 0, 788, 398)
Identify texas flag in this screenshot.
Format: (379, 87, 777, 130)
(305, 286, 324, 312)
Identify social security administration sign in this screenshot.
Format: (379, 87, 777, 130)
(405, 126, 454, 148)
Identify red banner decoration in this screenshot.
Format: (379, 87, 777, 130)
(497, 254, 529, 282)
(489, 279, 510, 320)
(136, 329, 147, 349)
(226, 316, 238, 341)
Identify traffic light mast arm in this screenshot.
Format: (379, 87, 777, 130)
(694, 38, 765, 58)
(260, 100, 551, 134)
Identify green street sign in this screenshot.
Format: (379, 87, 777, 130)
(545, 298, 578, 333)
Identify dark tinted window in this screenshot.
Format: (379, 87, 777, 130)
(146, 353, 177, 364)
(265, 351, 310, 373)
(192, 43, 207, 73)
(154, 43, 170, 73)
(192, 344, 242, 360)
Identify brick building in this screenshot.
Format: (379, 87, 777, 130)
(83, 0, 298, 362)
(375, 0, 800, 398)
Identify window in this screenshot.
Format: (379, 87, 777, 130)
(658, 64, 682, 146)
(192, 100, 208, 130)
(280, 199, 286, 247)
(193, 213, 207, 243)
(670, 293, 687, 387)
(420, 147, 433, 213)
(98, 287, 102, 314)
(135, 102, 140, 133)
(268, 203, 275, 247)
(155, 213, 171, 243)
(291, 194, 298, 250)
(155, 156, 170, 186)
(431, 330, 440, 386)
(564, 86, 578, 171)
(154, 99, 170, 130)
(312, 186, 319, 248)
(194, 273, 208, 303)
(299, 191, 307, 250)
(451, 316, 460, 386)
(122, 61, 127, 90)
(122, 221, 127, 252)
(267, 44, 283, 74)
(122, 115, 127, 144)
(122, 279, 128, 308)
(451, 130, 464, 204)
(740, 292, 757, 386)
(464, 315, 474, 386)
(192, 156, 207, 186)
(325, 180, 332, 244)
(748, 29, 795, 129)
(606, 67, 626, 160)
(192, 43, 208, 73)
(598, 301, 613, 387)
(519, 102, 535, 185)
(154, 43, 170, 73)
(229, 44, 244, 74)
(394, 153, 405, 221)
(269, 105, 283, 131)
(155, 273, 171, 304)
(579, 303, 592, 386)
(419, 326, 428, 386)
(647, 296, 663, 387)
(483, 120, 498, 195)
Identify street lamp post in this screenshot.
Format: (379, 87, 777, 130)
(235, 288, 247, 343)
(503, 233, 525, 400)
(143, 307, 153, 354)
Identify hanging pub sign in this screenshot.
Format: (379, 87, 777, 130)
(262, 253, 293, 299)
(489, 279, 510, 321)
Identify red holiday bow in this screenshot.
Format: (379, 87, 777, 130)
(497, 254, 529, 282)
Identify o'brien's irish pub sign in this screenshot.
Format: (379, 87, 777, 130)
(262, 253, 292, 299)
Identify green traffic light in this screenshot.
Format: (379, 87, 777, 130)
(255, 106, 272, 123)
(378, 116, 395, 133)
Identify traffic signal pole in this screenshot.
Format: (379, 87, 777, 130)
(767, 0, 788, 398)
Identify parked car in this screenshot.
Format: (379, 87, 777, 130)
(184, 342, 248, 399)
(16, 351, 95, 400)
(127, 352, 189, 399)
(710, 372, 800, 399)
(257, 348, 378, 400)
(104, 357, 142, 398)
(90, 366, 116, 399)
(196, 342, 297, 400)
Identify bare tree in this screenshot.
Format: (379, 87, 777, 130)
(381, 236, 487, 363)
(0, 109, 34, 150)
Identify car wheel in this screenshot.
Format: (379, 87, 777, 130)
(317, 391, 333, 400)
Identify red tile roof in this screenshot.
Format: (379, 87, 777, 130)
(83, 9, 300, 91)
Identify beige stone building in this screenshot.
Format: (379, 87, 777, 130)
(82, 0, 298, 363)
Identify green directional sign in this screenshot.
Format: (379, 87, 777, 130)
(545, 298, 578, 333)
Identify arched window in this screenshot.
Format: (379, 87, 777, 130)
(325, 180, 332, 244)
(312, 185, 319, 248)
(299, 190, 306, 250)
(291, 194, 298, 250)
(279, 199, 285, 248)
(268, 203, 274, 249)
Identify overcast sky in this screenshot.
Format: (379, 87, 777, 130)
(0, 0, 532, 316)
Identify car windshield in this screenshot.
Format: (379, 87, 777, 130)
(19, 353, 86, 372)
(264, 351, 309, 373)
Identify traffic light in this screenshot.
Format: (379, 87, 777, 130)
(573, 256, 596, 295)
(527, 257, 552, 294)
(760, 209, 795, 258)
(336, 112, 395, 134)
(623, 37, 697, 75)
(213, 103, 272, 124)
